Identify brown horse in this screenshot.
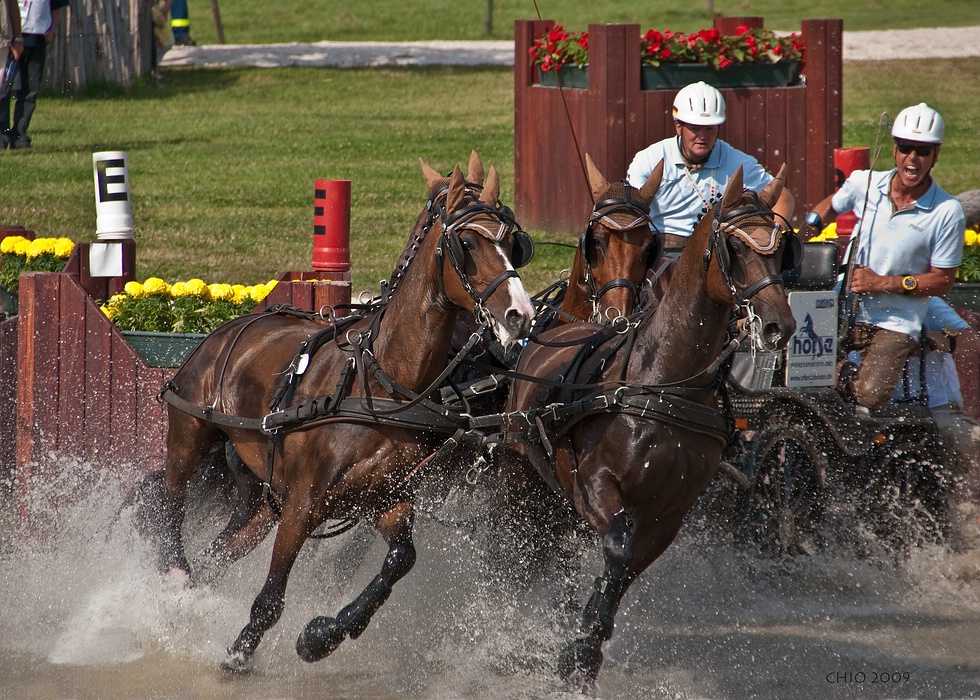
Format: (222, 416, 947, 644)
(503, 166, 797, 684)
(156, 156, 535, 673)
(444, 154, 664, 413)
(547, 153, 664, 326)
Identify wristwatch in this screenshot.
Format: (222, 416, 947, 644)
(804, 211, 822, 229)
(901, 275, 917, 294)
(943, 328, 958, 353)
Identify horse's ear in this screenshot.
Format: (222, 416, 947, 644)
(638, 158, 665, 203)
(721, 165, 745, 211)
(467, 150, 485, 187)
(480, 166, 500, 207)
(585, 153, 610, 204)
(447, 165, 466, 213)
(420, 158, 443, 191)
(759, 163, 787, 209)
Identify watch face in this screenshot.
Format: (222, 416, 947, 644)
(902, 276, 916, 290)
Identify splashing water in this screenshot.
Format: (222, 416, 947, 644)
(2, 454, 979, 699)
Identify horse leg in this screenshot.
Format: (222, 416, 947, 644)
(558, 509, 634, 685)
(193, 446, 279, 584)
(160, 415, 221, 575)
(222, 498, 320, 674)
(296, 501, 416, 663)
(198, 487, 278, 585)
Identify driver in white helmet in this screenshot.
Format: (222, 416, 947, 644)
(627, 81, 796, 254)
(802, 103, 966, 414)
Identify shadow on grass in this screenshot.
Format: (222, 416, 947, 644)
(56, 69, 246, 102)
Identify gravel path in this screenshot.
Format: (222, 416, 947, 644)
(159, 26, 979, 69)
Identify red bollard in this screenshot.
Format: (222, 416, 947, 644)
(312, 180, 351, 273)
(833, 147, 870, 238)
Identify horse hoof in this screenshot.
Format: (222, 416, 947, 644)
(164, 568, 192, 590)
(557, 638, 602, 686)
(296, 616, 347, 663)
(221, 648, 254, 674)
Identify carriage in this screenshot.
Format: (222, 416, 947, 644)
(710, 240, 954, 558)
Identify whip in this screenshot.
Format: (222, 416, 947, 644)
(838, 111, 890, 356)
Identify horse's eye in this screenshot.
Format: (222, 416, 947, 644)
(460, 238, 474, 252)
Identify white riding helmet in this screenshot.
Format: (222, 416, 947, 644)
(672, 81, 726, 126)
(891, 102, 944, 144)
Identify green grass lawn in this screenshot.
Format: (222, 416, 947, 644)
(3, 0, 980, 296)
(2, 58, 978, 296)
(180, 0, 980, 43)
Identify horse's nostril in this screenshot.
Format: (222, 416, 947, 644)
(763, 322, 784, 346)
(506, 308, 532, 337)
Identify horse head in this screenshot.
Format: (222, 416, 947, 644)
(563, 155, 664, 324)
(700, 164, 798, 351)
(419, 157, 535, 350)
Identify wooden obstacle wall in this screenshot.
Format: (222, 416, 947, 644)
(514, 18, 843, 233)
(7, 252, 350, 532)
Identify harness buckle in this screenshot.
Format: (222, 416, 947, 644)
(261, 412, 285, 435)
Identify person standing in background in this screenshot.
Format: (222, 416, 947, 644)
(1, 0, 24, 88)
(170, 0, 195, 46)
(0, 0, 68, 151)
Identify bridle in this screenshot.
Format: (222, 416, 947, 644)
(579, 182, 658, 322)
(427, 183, 534, 329)
(702, 194, 802, 308)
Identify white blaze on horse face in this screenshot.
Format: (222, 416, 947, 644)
(488, 242, 534, 349)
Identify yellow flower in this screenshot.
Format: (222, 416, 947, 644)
(53, 238, 75, 258)
(124, 280, 146, 298)
(103, 275, 264, 333)
(0, 235, 29, 255)
(184, 278, 209, 298)
(12, 237, 31, 256)
(249, 282, 275, 303)
(208, 283, 235, 301)
(966, 228, 979, 247)
(142, 277, 171, 296)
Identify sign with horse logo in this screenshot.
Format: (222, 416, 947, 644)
(785, 290, 838, 388)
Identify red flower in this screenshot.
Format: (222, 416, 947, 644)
(533, 23, 803, 73)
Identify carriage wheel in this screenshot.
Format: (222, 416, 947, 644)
(861, 434, 949, 552)
(738, 426, 827, 558)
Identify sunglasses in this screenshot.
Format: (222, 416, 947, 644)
(895, 142, 935, 157)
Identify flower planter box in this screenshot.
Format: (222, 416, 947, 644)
(536, 64, 588, 89)
(948, 283, 980, 313)
(122, 330, 207, 368)
(537, 61, 800, 92)
(641, 60, 800, 89)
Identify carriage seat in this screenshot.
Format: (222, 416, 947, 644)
(781, 242, 839, 290)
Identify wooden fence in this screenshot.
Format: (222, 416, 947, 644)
(514, 18, 843, 233)
(2, 240, 350, 529)
(44, 0, 155, 92)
